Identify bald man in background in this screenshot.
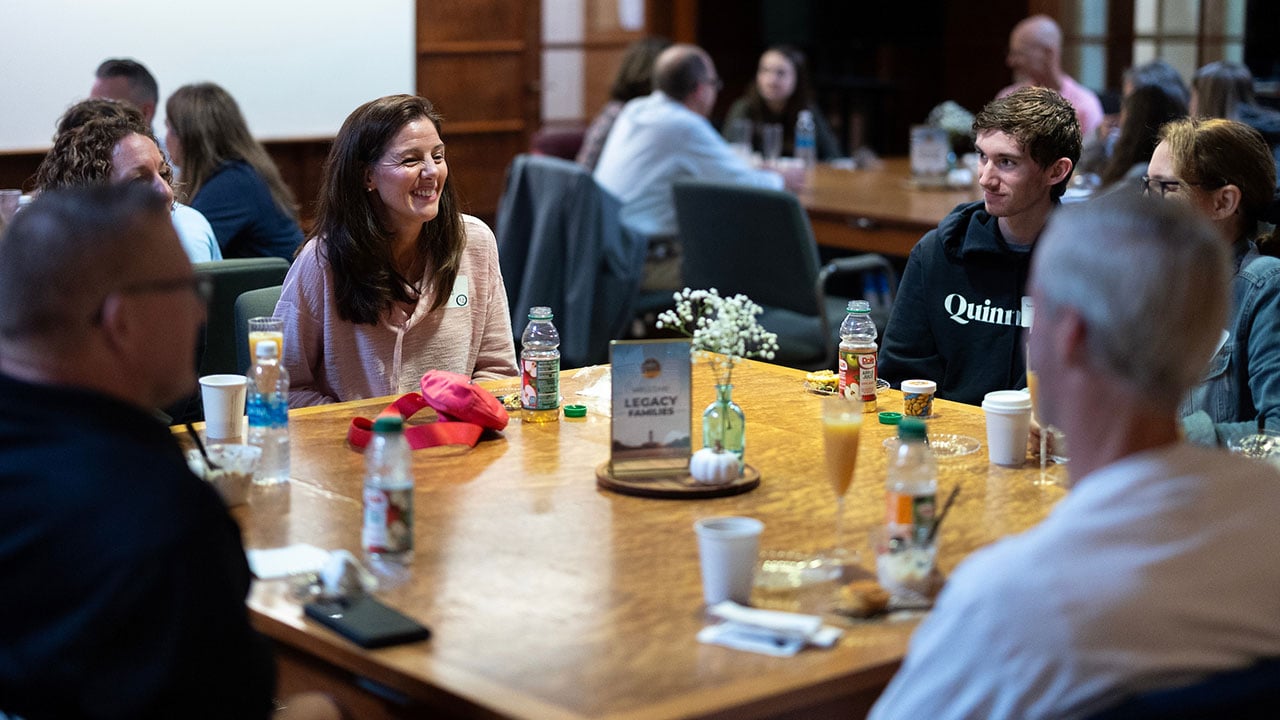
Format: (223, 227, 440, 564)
(999, 14, 1104, 139)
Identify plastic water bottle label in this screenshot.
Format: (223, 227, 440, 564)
(857, 350, 878, 407)
(521, 357, 560, 411)
(247, 393, 288, 428)
(363, 486, 413, 554)
(886, 491, 937, 539)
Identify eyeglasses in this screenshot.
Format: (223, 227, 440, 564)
(1139, 175, 1218, 198)
(93, 274, 213, 324)
(119, 275, 214, 303)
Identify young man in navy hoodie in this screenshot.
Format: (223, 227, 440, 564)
(879, 86, 1081, 405)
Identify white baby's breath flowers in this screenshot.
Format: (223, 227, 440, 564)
(655, 288, 779, 384)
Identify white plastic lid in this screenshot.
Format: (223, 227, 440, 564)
(901, 379, 937, 394)
(982, 389, 1032, 413)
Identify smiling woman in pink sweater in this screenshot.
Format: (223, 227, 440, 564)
(277, 95, 517, 407)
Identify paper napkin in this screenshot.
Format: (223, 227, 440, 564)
(697, 601, 843, 657)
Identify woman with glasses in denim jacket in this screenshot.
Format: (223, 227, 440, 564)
(1144, 117, 1280, 446)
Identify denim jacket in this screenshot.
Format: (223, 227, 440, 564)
(1181, 238, 1280, 446)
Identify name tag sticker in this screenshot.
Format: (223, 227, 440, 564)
(1021, 296, 1034, 328)
(448, 276, 470, 309)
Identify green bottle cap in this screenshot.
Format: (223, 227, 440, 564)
(563, 404, 587, 418)
(372, 415, 404, 432)
(878, 411, 903, 425)
(898, 416, 927, 440)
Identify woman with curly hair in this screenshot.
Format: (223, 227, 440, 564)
(721, 45, 841, 160)
(33, 98, 221, 263)
(277, 94, 517, 407)
(165, 83, 303, 259)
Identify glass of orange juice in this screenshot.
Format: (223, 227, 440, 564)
(822, 395, 863, 568)
(248, 317, 284, 366)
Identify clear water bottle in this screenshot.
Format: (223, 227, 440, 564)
(362, 415, 414, 565)
(246, 341, 290, 484)
(795, 109, 817, 168)
(838, 299, 878, 411)
(885, 417, 937, 543)
(521, 306, 560, 423)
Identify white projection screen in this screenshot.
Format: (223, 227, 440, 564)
(0, 0, 414, 152)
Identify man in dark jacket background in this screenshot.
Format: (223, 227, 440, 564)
(879, 86, 1082, 404)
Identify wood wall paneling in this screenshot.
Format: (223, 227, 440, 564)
(583, 46, 628, 118)
(0, 154, 40, 193)
(416, 0, 524, 43)
(443, 133, 525, 226)
(417, 0, 539, 219)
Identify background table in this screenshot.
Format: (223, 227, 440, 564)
(188, 360, 1065, 719)
(800, 159, 982, 257)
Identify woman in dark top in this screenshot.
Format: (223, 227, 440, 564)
(721, 45, 841, 160)
(165, 83, 303, 260)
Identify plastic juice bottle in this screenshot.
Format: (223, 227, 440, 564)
(362, 415, 414, 565)
(838, 299, 878, 412)
(521, 306, 561, 422)
(885, 417, 937, 543)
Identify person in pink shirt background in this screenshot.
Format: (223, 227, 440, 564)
(998, 14, 1104, 141)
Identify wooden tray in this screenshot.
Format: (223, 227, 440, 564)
(595, 462, 760, 499)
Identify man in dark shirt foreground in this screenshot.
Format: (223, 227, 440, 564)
(0, 186, 336, 719)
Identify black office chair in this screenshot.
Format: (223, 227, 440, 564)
(1087, 657, 1280, 720)
(234, 285, 284, 374)
(673, 179, 897, 370)
(194, 258, 290, 377)
(495, 154, 648, 368)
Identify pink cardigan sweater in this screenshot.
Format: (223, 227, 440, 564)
(277, 216, 518, 407)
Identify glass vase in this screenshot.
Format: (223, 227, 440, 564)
(702, 384, 745, 467)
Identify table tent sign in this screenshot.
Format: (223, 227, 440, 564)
(608, 339, 692, 478)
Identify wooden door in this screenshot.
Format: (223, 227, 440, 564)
(416, 0, 541, 224)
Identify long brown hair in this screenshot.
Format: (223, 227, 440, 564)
(1100, 84, 1187, 187)
(740, 45, 817, 127)
(313, 95, 466, 325)
(165, 83, 298, 220)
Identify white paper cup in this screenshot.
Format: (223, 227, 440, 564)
(694, 516, 764, 605)
(982, 390, 1032, 467)
(200, 374, 247, 441)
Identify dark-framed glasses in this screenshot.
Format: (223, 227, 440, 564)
(119, 274, 214, 303)
(93, 274, 213, 324)
(1139, 175, 1217, 198)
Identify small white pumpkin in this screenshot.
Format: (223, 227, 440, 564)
(690, 446, 740, 485)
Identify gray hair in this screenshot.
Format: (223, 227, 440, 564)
(1032, 193, 1229, 401)
(0, 184, 169, 351)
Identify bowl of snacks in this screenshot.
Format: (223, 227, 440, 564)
(186, 444, 262, 506)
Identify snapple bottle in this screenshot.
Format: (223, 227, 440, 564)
(838, 300, 878, 411)
(521, 306, 560, 422)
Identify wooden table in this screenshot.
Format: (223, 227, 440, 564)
(191, 360, 1065, 719)
(800, 158, 982, 257)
